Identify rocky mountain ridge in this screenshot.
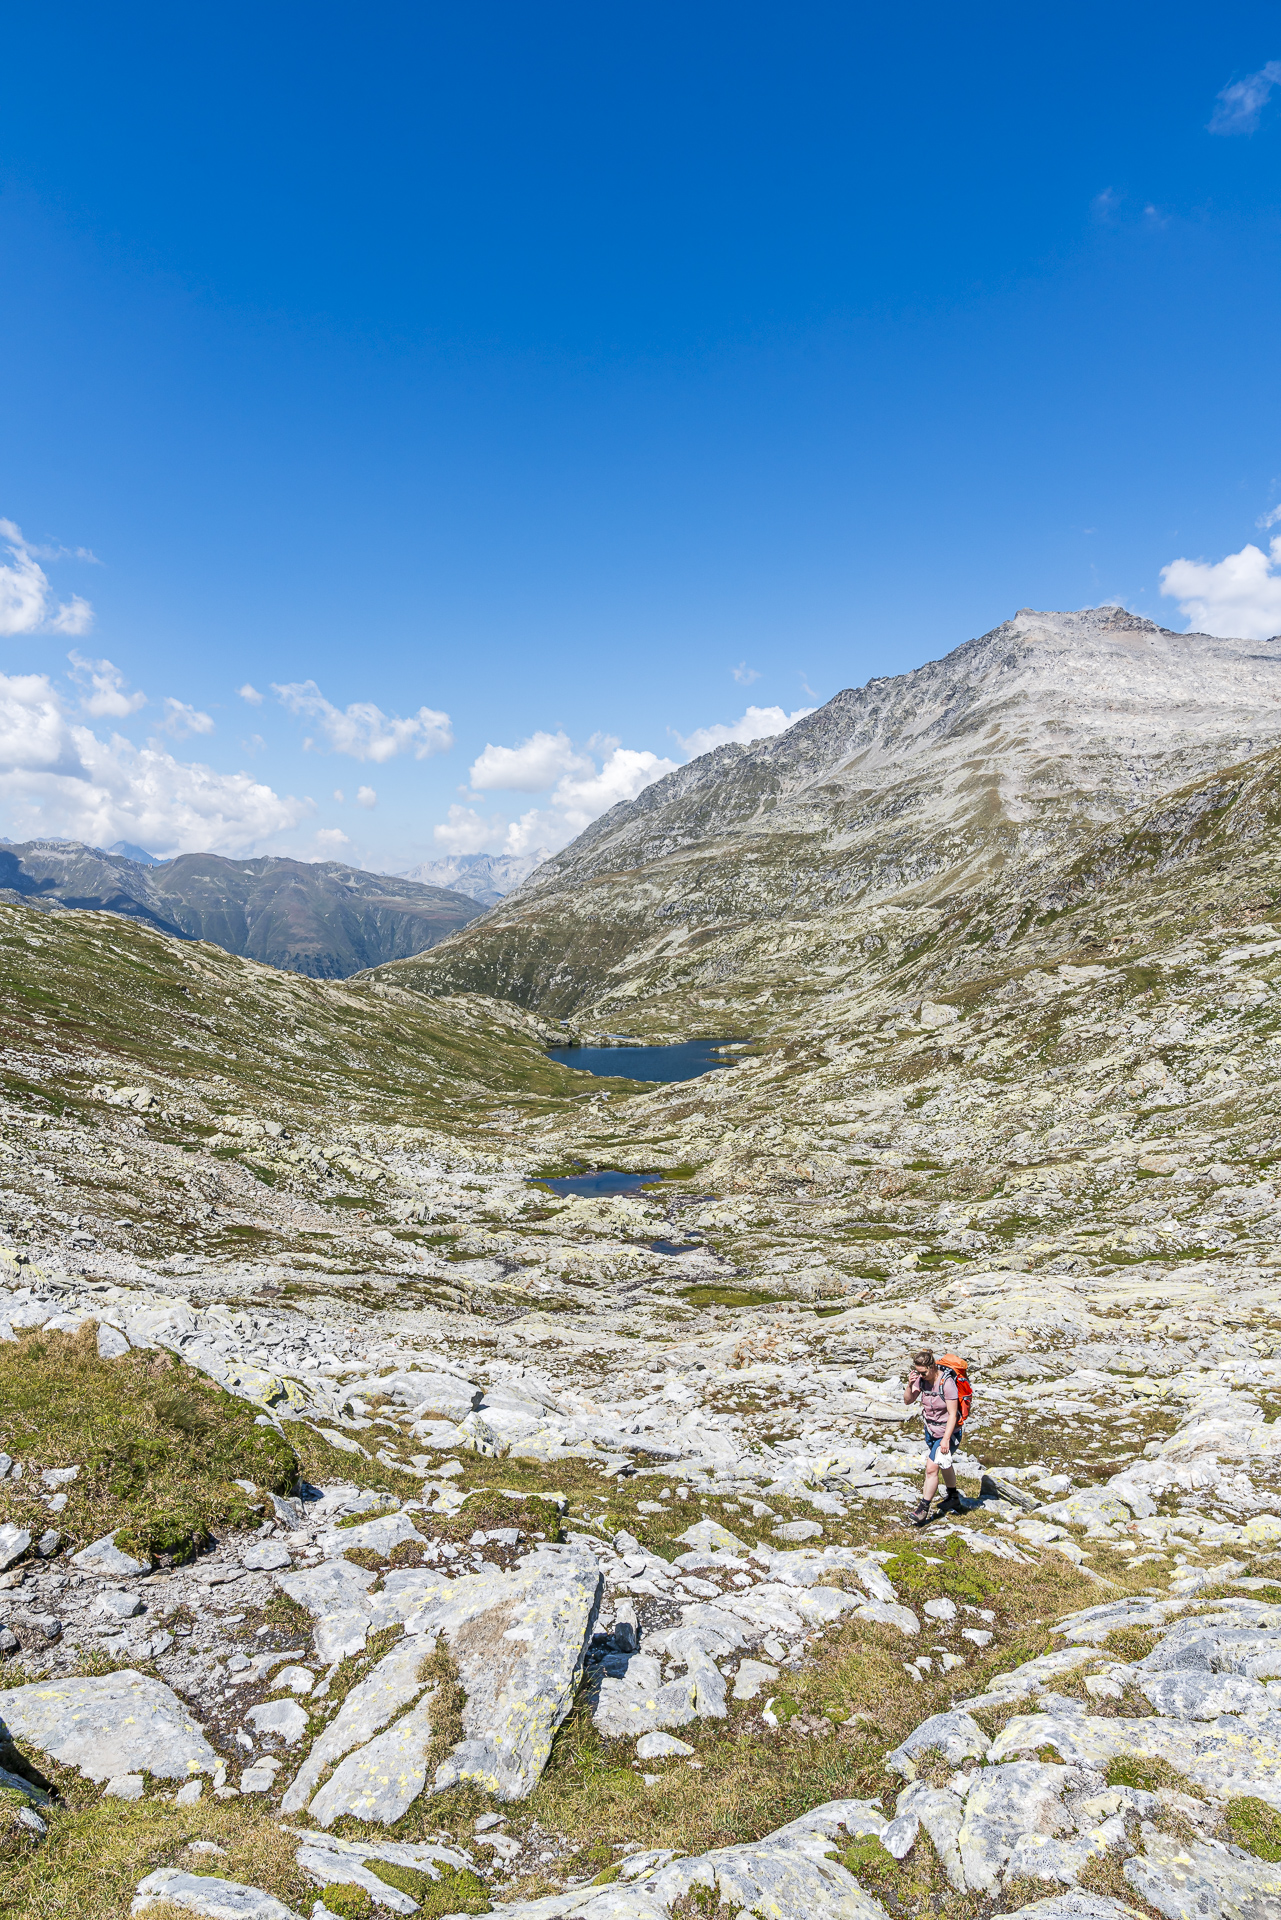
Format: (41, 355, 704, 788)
(388, 606, 1281, 1019)
(0, 841, 482, 978)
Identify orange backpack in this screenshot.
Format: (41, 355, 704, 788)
(937, 1354, 973, 1426)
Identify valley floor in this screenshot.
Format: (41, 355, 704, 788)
(1, 877, 1281, 1919)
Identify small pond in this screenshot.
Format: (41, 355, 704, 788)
(546, 1038, 741, 1083)
(535, 1168, 661, 1198)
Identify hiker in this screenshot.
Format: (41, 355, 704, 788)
(903, 1346, 966, 1527)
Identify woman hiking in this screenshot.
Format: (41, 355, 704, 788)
(903, 1346, 965, 1527)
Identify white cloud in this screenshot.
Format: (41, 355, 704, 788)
(1210, 60, 1281, 134)
(433, 802, 506, 855)
(468, 729, 590, 792)
(333, 787, 345, 802)
(674, 702, 814, 759)
(0, 669, 309, 855)
(1259, 505, 1281, 531)
(0, 519, 95, 637)
(434, 734, 678, 857)
(238, 682, 264, 705)
(160, 697, 215, 739)
(67, 651, 146, 719)
(1160, 536, 1281, 640)
(274, 679, 452, 762)
(316, 827, 350, 849)
(356, 785, 377, 808)
(731, 662, 760, 685)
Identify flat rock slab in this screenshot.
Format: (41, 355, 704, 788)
(72, 1531, 149, 1578)
(132, 1870, 304, 1919)
(241, 1542, 293, 1572)
(246, 1698, 309, 1745)
(888, 1710, 991, 1777)
(1124, 1828, 1281, 1920)
(286, 1544, 600, 1817)
(315, 1511, 423, 1559)
(281, 1637, 428, 1816)
(0, 1670, 219, 1783)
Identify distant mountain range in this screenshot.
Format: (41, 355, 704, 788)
(0, 841, 483, 978)
(398, 847, 553, 907)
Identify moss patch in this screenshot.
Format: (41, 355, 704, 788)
(1225, 1796, 1281, 1862)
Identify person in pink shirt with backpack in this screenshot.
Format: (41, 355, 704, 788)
(903, 1345, 972, 1527)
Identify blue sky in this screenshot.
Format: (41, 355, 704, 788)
(3, 4, 1281, 870)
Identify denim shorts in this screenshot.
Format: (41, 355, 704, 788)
(924, 1432, 960, 1462)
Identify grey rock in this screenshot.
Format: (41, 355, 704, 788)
(958, 1762, 1077, 1891)
(732, 1659, 780, 1701)
(96, 1590, 145, 1620)
(280, 1635, 429, 1815)
(132, 1869, 305, 1918)
(0, 1630, 18, 1656)
(896, 1781, 966, 1890)
(636, 1731, 695, 1759)
(316, 1511, 422, 1560)
(774, 1520, 824, 1542)
(35, 1531, 60, 1559)
(887, 1710, 991, 1778)
(308, 1692, 437, 1827)
(245, 1699, 309, 1745)
(72, 1531, 149, 1578)
(1124, 1827, 1281, 1920)
(0, 1669, 219, 1783)
(0, 1526, 30, 1573)
(104, 1774, 145, 1800)
(882, 1812, 920, 1859)
(1137, 1671, 1270, 1719)
(241, 1542, 292, 1573)
(96, 1324, 130, 1359)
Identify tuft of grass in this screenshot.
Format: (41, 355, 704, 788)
(1225, 1796, 1281, 1862)
(321, 1886, 372, 1919)
(1105, 1754, 1199, 1796)
(0, 1325, 296, 1564)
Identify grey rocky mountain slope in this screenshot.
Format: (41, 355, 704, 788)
(0, 840, 482, 978)
(391, 605, 1281, 1017)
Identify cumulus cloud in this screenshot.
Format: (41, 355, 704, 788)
(160, 697, 215, 739)
(432, 802, 508, 855)
(434, 732, 678, 857)
(274, 679, 452, 762)
(1160, 536, 1281, 640)
(674, 702, 814, 760)
(0, 669, 309, 855)
(1210, 60, 1281, 134)
(0, 519, 95, 638)
(731, 662, 761, 685)
(469, 729, 590, 792)
(238, 682, 263, 705)
(356, 785, 377, 808)
(315, 827, 350, 849)
(67, 651, 146, 719)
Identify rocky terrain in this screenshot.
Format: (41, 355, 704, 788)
(0, 843, 481, 978)
(1, 607, 1281, 1918)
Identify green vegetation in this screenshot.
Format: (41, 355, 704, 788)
(0, 1324, 296, 1563)
(1225, 1797, 1281, 1861)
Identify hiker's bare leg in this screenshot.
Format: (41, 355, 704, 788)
(941, 1462, 957, 1491)
(923, 1460, 940, 1501)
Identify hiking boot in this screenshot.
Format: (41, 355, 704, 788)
(907, 1498, 932, 1527)
(938, 1488, 965, 1514)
